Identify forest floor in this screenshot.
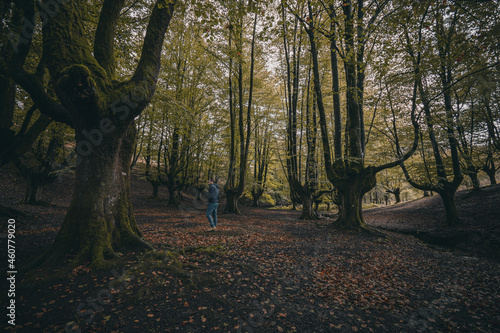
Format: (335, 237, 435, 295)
(1, 165, 499, 332)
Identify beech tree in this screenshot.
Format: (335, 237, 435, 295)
(288, 0, 419, 230)
(279, 3, 325, 219)
(5, 0, 177, 268)
(395, 0, 499, 225)
(223, 2, 259, 214)
(0, 2, 53, 167)
(13, 122, 70, 205)
(250, 107, 273, 207)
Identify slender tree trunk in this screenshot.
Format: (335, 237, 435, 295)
(151, 181, 159, 198)
(394, 189, 401, 204)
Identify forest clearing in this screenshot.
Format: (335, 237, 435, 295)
(1, 167, 499, 332)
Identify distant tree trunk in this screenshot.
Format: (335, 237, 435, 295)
(482, 151, 497, 185)
(439, 189, 459, 227)
(387, 188, 401, 204)
(166, 177, 177, 206)
(147, 179, 160, 198)
(394, 188, 401, 204)
(299, 195, 317, 220)
(468, 170, 480, 190)
(225, 190, 240, 214)
(486, 171, 497, 185)
(13, 136, 62, 205)
(251, 188, 264, 207)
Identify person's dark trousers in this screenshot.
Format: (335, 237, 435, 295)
(207, 202, 218, 227)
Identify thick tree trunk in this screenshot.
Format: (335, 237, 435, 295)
(299, 195, 318, 220)
(438, 189, 460, 227)
(36, 125, 151, 269)
(224, 190, 240, 214)
(334, 169, 376, 231)
(251, 188, 264, 207)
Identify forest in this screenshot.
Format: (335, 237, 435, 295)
(1, 0, 499, 332)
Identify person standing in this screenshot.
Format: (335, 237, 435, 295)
(207, 179, 220, 230)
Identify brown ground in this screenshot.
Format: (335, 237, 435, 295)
(1, 165, 499, 332)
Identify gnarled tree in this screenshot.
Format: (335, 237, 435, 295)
(290, 0, 419, 230)
(8, 0, 177, 269)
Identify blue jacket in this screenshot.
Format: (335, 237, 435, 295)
(208, 184, 220, 203)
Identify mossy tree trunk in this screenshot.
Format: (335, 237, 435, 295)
(486, 170, 497, 185)
(298, 195, 317, 220)
(11, 0, 177, 269)
(333, 166, 376, 230)
(45, 124, 152, 268)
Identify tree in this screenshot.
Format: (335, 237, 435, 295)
(250, 110, 272, 207)
(395, 1, 498, 225)
(6, 0, 177, 269)
(13, 122, 71, 205)
(288, 0, 419, 230)
(224, 2, 259, 214)
(0, 1, 53, 168)
(279, 4, 325, 219)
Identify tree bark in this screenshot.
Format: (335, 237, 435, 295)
(334, 169, 376, 230)
(224, 189, 240, 215)
(485, 170, 497, 185)
(394, 188, 401, 204)
(21, 1, 177, 270)
(147, 178, 160, 198)
(468, 171, 480, 190)
(299, 195, 317, 220)
(167, 177, 177, 206)
(439, 189, 460, 227)
(36, 124, 152, 269)
(251, 188, 264, 207)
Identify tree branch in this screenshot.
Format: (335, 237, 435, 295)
(11, 68, 72, 126)
(94, 0, 126, 78)
(130, 0, 177, 112)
